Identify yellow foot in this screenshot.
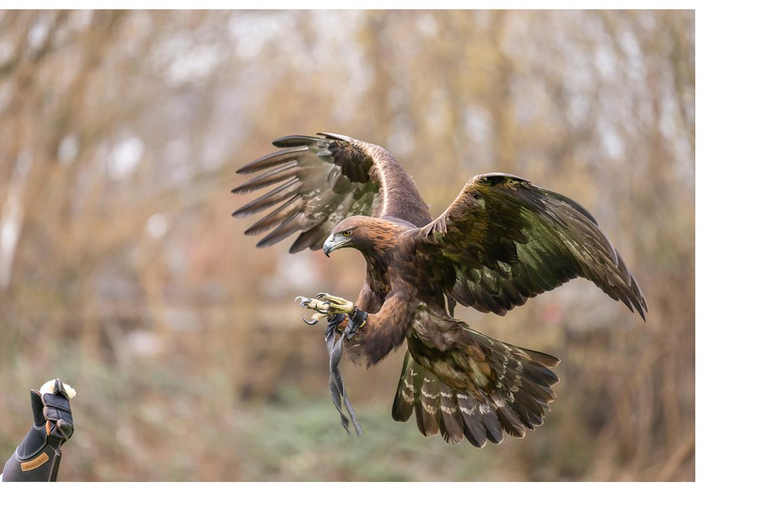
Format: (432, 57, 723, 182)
(296, 292, 356, 325)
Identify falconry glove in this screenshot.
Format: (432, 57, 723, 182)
(1, 378, 76, 482)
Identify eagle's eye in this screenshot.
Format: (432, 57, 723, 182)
(342, 230, 351, 237)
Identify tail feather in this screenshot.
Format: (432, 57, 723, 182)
(479, 400, 504, 445)
(392, 325, 559, 447)
(518, 394, 546, 424)
(438, 385, 464, 444)
(392, 352, 415, 422)
(523, 363, 559, 389)
(418, 375, 442, 437)
(519, 375, 556, 406)
(490, 391, 527, 438)
(515, 346, 562, 368)
(414, 369, 441, 437)
(457, 392, 488, 448)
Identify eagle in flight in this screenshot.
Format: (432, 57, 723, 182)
(232, 133, 647, 448)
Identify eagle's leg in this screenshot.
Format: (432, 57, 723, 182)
(296, 293, 356, 325)
(313, 293, 368, 338)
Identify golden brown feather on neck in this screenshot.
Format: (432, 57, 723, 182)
(323, 215, 452, 313)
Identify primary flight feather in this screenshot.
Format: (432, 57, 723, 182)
(233, 132, 647, 447)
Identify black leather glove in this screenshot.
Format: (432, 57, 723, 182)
(1, 378, 75, 482)
(41, 380, 75, 442)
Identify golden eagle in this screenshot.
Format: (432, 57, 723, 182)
(233, 132, 647, 447)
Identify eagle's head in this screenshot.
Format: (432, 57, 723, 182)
(323, 216, 403, 258)
(323, 218, 358, 257)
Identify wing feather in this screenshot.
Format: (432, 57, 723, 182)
(233, 133, 431, 251)
(421, 173, 648, 319)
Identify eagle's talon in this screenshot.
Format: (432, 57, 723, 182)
(302, 311, 326, 325)
(314, 293, 356, 314)
(302, 315, 318, 325)
(295, 296, 313, 307)
(298, 293, 355, 317)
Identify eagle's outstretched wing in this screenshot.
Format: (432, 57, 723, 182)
(232, 133, 431, 252)
(421, 173, 648, 319)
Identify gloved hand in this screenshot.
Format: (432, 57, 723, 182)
(1, 378, 76, 482)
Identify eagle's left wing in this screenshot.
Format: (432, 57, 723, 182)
(421, 173, 648, 319)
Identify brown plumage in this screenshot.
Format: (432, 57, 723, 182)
(233, 132, 647, 447)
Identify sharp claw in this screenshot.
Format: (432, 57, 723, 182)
(302, 312, 326, 325)
(316, 292, 328, 299)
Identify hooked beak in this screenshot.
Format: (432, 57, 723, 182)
(323, 232, 353, 257)
(323, 234, 337, 258)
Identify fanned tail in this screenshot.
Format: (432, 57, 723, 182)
(392, 328, 559, 447)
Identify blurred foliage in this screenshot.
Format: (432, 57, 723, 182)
(0, 10, 694, 481)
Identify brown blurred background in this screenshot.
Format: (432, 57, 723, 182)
(0, 10, 694, 481)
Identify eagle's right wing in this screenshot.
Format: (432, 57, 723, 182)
(232, 133, 432, 253)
